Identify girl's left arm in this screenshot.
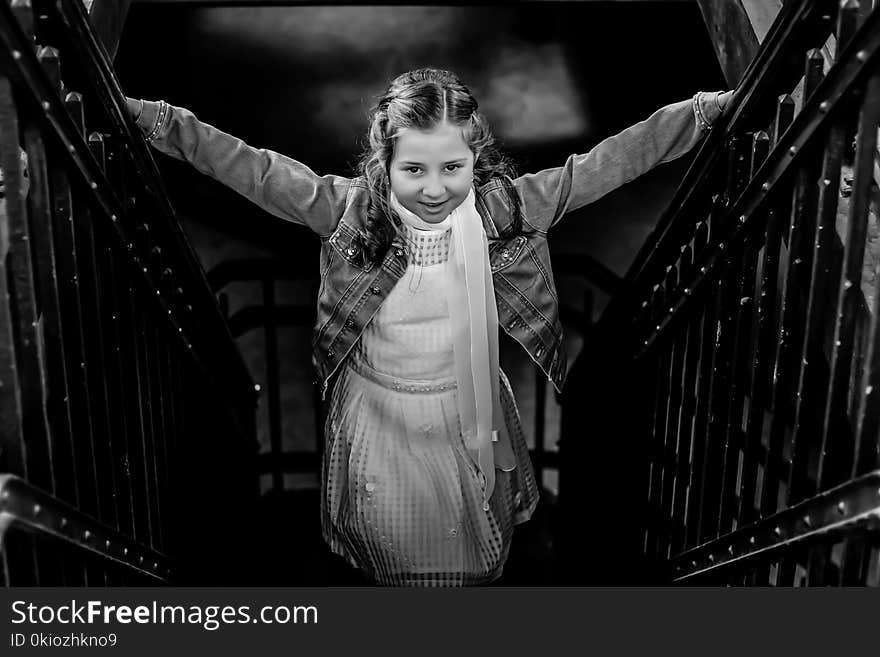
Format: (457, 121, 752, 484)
(515, 90, 733, 232)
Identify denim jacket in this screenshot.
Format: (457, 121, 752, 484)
(135, 92, 723, 400)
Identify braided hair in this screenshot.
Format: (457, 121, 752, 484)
(355, 68, 528, 264)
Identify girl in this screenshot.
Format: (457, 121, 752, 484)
(127, 68, 731, 586)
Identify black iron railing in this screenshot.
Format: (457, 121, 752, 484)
(0, 0, 258, 585)
(575, 0, 880, 585)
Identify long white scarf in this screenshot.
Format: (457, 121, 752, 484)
(389, 188, 515, 504)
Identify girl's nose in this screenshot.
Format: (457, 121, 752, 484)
(421, 175, 445, 199)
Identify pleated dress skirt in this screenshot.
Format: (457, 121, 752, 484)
(321, 357, 539, 587)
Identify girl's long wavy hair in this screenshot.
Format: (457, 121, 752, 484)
(355, 68, 528, 264)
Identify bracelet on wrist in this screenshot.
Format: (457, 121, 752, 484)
(145, 100, 168, 143)
(693, 92, 711, 131)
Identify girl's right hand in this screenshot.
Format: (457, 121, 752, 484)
(125, 97, 145, 122)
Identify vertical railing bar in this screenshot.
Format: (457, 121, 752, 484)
(819, 70, 880, 489)
(720, 238, 762, 535)
(76, 128, 118, 533)
(20, 124, 71, 501)
(118, 257, 150, 545)
(718, 132, 769, 535)
(131, 284, 159, 550)
(0, 543, 9, 586)
(642, 285, 665, 559)
(683, 220, 712, 550)
(655, 264, 678, 557)
(838, 536, 867, 585)
(148, 308, 168, 552)
(853, 236, 880, 474)
(741, 96, 795, 528)
(669, 244, 697, 556)
(865, 538, 880, 587)
(660, 262, 688, 558)
(161, 329, 177, 556)
(0, 77, 30, 480)
(101, 241, 134, 538)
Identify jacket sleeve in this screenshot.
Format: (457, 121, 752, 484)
(514, 92, 726, 232)
(134, 100, 350, 237)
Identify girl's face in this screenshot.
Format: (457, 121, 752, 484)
(389, 122, 475, 224)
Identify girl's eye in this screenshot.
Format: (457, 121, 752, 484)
(445, 164, 462, 173)
(406, 167, 422, 175)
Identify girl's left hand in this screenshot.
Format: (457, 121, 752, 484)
(717, 90, 735, 112)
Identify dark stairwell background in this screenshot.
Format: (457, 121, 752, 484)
(114, 1, 726, 584)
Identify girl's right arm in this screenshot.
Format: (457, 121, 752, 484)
(128, 98, 349, 237)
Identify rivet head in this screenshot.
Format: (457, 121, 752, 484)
(749, 536, 756, 545)
(773, 526, 782, 537)
(819, 101, 829, 112)
(254, 383, 261, 392)
(761, 183, 769, 191)
(84, 530, 91, 540)
(42, 101, 50, 110)
(12, 50, 21, 60)
(789, 146, 797, 155)
(856, 50, 868, 62)
(837, 501, 846, 514)
(33, 504, 42, 515)
(90, 182, 98, 189)
(802, 515, 812, 528)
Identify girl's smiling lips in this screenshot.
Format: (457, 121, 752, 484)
(420, 200, 448, 213)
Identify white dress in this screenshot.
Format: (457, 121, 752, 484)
(320, 218, 538, 586)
